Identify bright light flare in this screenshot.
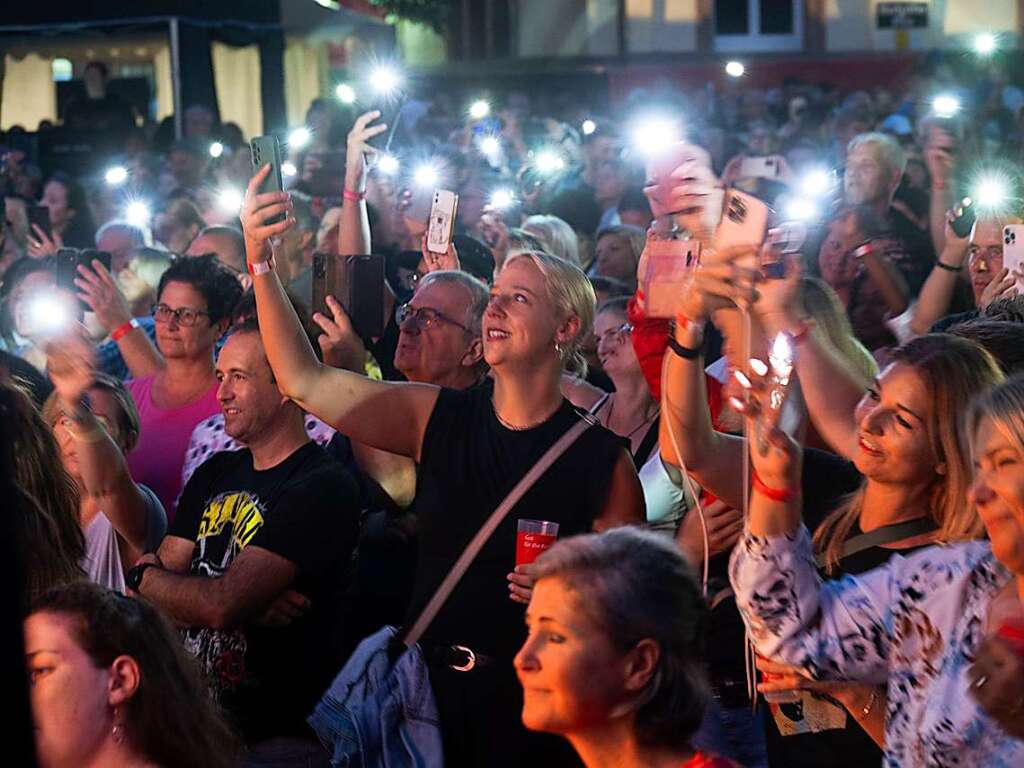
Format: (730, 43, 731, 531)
(335, 83, 357, 104)
(208, 142, 224, 159)
(534, 150, 566, 175)
(932, 94, 961, 119)
(630, 116, 682, 157)
(288, 127, 311, 149)
(582, 119, 597, 136)
(974, 173, 1011, 210)
(282, 162, 297, 178)
(490, 188, 516, 210)
(104, 166, 128, 186)
(370, 66, 402, 96)
(769, 333, 794, 382)
(469, 100, 491, 120)
(974, 33, 997, 56)
(414, 163, 439, 188)
(479, 135, 502, 160)
(26, 295, 70, 337)
(725, 61, 745, 78)
(800, 169, 833, 197)
(377, 154, 400, 175)
(217, 188, 243, 215)
(125, 201, 151, 228)
(784, 197, 819, 222)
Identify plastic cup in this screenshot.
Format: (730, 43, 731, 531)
(515, 520, 559, 566)
(757, 653, 801, 704)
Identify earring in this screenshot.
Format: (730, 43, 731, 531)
(111, 707, 125, 745)
(554, 342, 563, 357)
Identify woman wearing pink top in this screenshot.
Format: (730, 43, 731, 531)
(126, 255, 242, 520)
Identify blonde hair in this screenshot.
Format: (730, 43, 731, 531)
(504, 250, 595, 377)
(799, 277, 877, 384)
(968, 375, 1024, 480)
(813, 334, 1002, 574)
(523, 215, 581, 266)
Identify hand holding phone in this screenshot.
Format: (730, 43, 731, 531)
(312, 253, 385, 339)
(637, 238, 701, 318)
(250, 136, 285, 225)
(427, 190, 459, 254)
(714, 189, 769, 253)
(950, 197, 976, 239)
(1002, 225, 1024, 294)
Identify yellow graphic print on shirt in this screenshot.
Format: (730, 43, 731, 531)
(196, 491, 265, 552)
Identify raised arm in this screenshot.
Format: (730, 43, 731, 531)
(75, 260, 165, 378)
(46, 332, 150, 557)
(339, 111, 386, 258)
(242, 167, 438, 461)
(909, 209, 972, 336)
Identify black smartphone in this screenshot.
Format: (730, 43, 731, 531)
(249, 135, 285, 225)
(312, 253, 385, 340)
(951, 197, 976, 239)
(57, 248, 112, 310)
(28, 205, 51, 240)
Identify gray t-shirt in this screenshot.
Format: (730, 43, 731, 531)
(82, 484, 166, 592)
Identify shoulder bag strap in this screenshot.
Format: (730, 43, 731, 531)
(814, 516, 937, 569)
(402, 413, 597, 648)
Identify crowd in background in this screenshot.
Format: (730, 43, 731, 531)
(3, 47, 1024, 768)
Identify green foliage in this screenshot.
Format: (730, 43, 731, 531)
(368, 0, 452, 33)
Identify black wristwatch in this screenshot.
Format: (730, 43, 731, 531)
(125, 562, 160, 593)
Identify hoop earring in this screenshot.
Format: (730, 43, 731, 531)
(111, 707, 125, 745)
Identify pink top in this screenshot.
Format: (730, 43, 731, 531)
(127, 376, 221, 525)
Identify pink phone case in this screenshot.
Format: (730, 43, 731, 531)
(638, 239, 701, 318)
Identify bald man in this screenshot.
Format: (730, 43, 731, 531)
(186, 225, 249, 287)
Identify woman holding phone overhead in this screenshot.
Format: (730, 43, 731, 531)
(241, 164, 644, 768)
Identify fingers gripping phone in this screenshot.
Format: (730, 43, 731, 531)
(1002, 225, 1024, 294)
(951, 197, 977, 239)
(312, 253, 385, 340)
(427, 190, 459, 254)
(714, 189, 769, 252)
(638, 239, 701, 319)
(28, 205, 52, 240)
(57, 248, 112, 311)
(249, 136, 285, 225)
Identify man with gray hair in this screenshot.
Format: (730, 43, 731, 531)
(96, 220, 147, 273)
(818, 131, 934, 355)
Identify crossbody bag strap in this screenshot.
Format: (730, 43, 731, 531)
(402, 413, 597, 648)
(814, 516, 937, 569)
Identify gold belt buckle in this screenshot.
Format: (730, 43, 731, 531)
(450, 645, 476, 672)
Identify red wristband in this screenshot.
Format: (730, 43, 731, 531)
(752, 471, 799, 502)
(789, 318, 813, 345)
(111, 318, 139, 342)
(343, 188, 366, 202)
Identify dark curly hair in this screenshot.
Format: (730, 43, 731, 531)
(157, 253, 243, 324)
(31, 582, 239, 768)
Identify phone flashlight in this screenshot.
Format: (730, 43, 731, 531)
(932, 94, 961, 119)
(630, 116, 682, 157)
(534, 150, 566, 175)
(104, 166, 128, 187)
(490, 188, 516, 211)
(725, 61, 745, 78)
(768, 333, 794, 410)
(209, 142, 224, 159)
(369, 65, 402, 96)
(469, 100, 491, 120)
(282, 162, 297, 178)
(25, 294, 70, 338)
(974, 33, 997, 56)
(336, 83, 357, 104)
(582, 119, 597, 136)
(800, 169, 834, 197)
(784, 197, 819, 222)
(377, 154, 400, 175)
(288, 127, 311, 150)
(217, 188, 243, 215)
(414, 163, 440, 188)
(125, 201, 151, 229)
(478, 136, 502, 161)
(974, 173, 1010, 211)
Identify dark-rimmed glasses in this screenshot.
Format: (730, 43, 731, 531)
(395, 303, 472, 334)
(151, 303, 212, 327)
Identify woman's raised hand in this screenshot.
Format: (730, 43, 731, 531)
(241, 165, 294, 262)
(677, 244, 760, 323)
(345, 111, 388, 192)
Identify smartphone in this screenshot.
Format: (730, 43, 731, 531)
(57, 248, 112, 310)
(27, 204, 51, 240)
(1002, 225, 1024, 293)
(312, 253, 386, 340)
(761, 223, 807, 279)
(951, 197, 976, 239)
(714, 189, 769, 252)
(645, 143, 702, 218)
(740, 156, 782, 181)
(249, 135, 285, 225)
(426, 190, 459, 254)
(638, 238, 701, 319)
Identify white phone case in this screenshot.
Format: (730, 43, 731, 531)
(1003, 225, 1024, 293)
(427, 190, 459, 254)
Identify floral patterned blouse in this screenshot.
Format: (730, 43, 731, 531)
(730, 525, 1024, 767)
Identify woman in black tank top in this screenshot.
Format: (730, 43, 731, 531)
(242, 192, 645, 768)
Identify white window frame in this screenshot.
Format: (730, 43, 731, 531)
(713, 0, 804, 53)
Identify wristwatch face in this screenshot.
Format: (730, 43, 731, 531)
(127, 565, 146, 591)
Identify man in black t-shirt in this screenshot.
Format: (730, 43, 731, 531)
(131, 321, 359, 762)
(62, 61, 136, 135)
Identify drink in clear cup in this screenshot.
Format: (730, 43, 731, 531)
(515, 520, 559, 566)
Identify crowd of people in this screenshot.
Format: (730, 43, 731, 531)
(4, 48, 1024, 767)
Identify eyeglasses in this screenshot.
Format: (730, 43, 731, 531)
(151, 303, 212, 327)
(395, 302, 471, 334)
(596, 322, 633, 346)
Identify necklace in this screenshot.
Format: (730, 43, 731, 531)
(495, 406, 557, 432)
(607, 396, 660, 440)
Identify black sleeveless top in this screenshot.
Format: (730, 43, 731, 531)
(408, 380, 625, 662)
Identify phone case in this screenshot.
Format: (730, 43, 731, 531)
(427, 190, 459, 254)
(951, 200, 977, 239)
(249, 135, 285, 225)
(1003, 226, 1024, 293)
(638, 238, 701, 319)
(714, 189, 769, 252)
(28, 205, 51, 239)
(740, 156, 780, 181)
(312, 253, 385, 339)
